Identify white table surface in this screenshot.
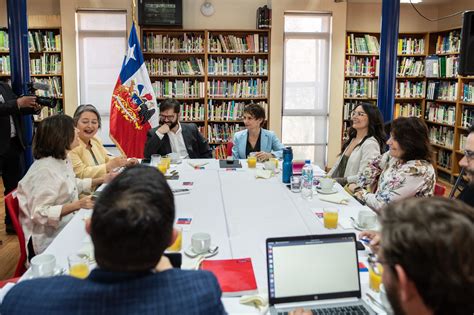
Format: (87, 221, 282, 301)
(17, 159, 384, 314)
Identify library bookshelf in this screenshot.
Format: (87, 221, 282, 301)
(343, 28, 471, 183)
(0, 27, 64, 122)
(141, 28, 270, 158)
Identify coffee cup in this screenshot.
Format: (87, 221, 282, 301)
(191, 232, 211, 254)
(264, 161, 276, 171)
(319, 177, 335, 192)
(31, 254, 56, 277)
(357, 210, 377, 229)
(167, 153, 180, 163)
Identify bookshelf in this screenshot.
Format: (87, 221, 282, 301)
(343, 28, 472, 183)
(142, 28, 270, 158)
(0, 28, 10, 81)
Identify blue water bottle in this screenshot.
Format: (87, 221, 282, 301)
(282, 147, 293, 183)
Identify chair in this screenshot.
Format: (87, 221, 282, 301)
(226, 142, 234, 158)
(434, 183, 446, 196)
(5, 190, 27, 277)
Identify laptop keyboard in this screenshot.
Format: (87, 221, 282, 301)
(278, 305, 370, 315)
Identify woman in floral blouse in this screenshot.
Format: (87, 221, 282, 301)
(348, 117, 436, 212)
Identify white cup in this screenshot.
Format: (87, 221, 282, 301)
(30, 254, 56, 277)
(264, 161, 276, 171)
(357, 210, 377, 229)
(150, 154, 161, 167)
(191, 232, 211, 254)
(167, 153, 180, 163)
(319, 177, 335, 192)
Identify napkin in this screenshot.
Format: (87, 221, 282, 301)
(188, 161, 209, 168)
(318, 193, 349, 205)
(255, 169, 272, 179)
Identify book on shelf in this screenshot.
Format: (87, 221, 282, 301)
(426, 81, 439, 100)
(435, 30, 461, 54)
(346, 34, 379, 54)
(438, 55, 459, 78)
(152, 79, 206, 98)
(397, 57, 424, 77)
(30, 54, 62, 75)
(425, 102, 456, 125)
(0, 55, 10, 75)
(395, 80, 425, 98)
(395, 103, 422, 118)
(461, 107, 474, 128)
(345, 56, 379, 77)
(0, 30, 8, 51)
(429, 125, 454, 148)
(28, 30, 61, 52)
(32, 77, 62, 97)
(207, 123, 243, 143)
(437, 149, 452, 170)
(461, 82, 474, 103)
(208, 34, 268, 53)
(436, 81, 458, 101)
(425, 55, 439, 78)
(142, 33, 204, 53)
(207, 79, 268, 98)
(256, 5, 271, 29)
(460, 134, 467, 150)
(179, 102, 205, 121)
(344, 78, 378, 98)
(208, 56, 268, 76)
(201, 258, 258, 297)
(146, 57, 204, 76)
(397, 37, 425, 55)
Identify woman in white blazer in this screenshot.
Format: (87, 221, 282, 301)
(232, 103, 284, 161)
(328, 103, 386, 185)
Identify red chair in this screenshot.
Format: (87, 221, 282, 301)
(226, 142, 234, 157)
(434, 183, 446, 197)
(5, 190, 27, 277)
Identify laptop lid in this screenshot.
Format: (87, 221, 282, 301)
(266, 233, 362, 306)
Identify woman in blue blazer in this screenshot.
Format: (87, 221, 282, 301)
(232, 103, 284, 160)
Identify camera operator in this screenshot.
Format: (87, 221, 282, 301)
(0, 81, 40, 234)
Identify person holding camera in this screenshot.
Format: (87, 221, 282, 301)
(0, 82, 40, 234)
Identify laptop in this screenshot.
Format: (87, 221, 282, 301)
(266, 233, 375, 315)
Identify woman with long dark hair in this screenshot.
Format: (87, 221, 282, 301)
(348, 117, 436, 212)
(328, 103, 386, 185)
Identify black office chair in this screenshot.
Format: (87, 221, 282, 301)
(449, 168, 467, 199)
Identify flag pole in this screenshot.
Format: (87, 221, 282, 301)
(132, 0, 137, 25)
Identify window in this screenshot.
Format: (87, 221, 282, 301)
(76, 10, 127, 145)
(282, 13, 332, 167)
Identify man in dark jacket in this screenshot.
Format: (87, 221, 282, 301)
(458, 124, 474, 207)
(0, 82, 39, 234)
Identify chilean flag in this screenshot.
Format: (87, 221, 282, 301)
(110, 23, 159, 158)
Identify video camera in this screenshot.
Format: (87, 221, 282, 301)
(27, 82, 59, 109)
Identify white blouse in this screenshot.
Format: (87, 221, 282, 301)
(17, 157, 92, 255)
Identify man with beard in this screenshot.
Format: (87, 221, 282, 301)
(290, 197, 474, 315)
(143, 98, 212, 159)
(458, 125, 474, 207)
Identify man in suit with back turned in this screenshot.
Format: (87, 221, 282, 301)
(1, 165, 226, 314)
(0, 82, 39, 234)
(143, 98, 212, 159)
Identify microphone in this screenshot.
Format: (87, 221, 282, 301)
(31, 82, 51, 91)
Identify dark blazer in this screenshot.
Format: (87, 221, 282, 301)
(0, 82, 36, 155)
(0, 268, 227, 315)
(144, 123, 212, 159)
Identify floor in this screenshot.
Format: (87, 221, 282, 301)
(0, 179, 20, 280)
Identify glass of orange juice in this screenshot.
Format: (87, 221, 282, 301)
(247, 153, 257, 168)
(323, 207, 339, 229)
(167, 226, 182, 252)
(270, 157, 278, 168)
(68, 254, 90, 279)
(161, 157, 171, 170)
(157, 162, 167, 174)
(369, 262, 383, 292)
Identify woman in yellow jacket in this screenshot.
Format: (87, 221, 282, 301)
(69, 104, 137, 180)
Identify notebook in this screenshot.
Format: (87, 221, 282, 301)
(266, 233, 375, 315)
(201, 257, 257, 297)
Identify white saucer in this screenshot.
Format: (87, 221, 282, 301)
(184, 245, 219, 258)
(316, 187, 338, 194)
(352, 221, 377, 231)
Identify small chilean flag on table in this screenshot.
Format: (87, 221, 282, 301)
(110, 23, 159, 158)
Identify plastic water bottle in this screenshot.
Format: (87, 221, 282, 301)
(301, 160, 313, 200)
(282, 147, 293, 184)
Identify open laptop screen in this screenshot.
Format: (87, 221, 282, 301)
(267, 234, 361, 304)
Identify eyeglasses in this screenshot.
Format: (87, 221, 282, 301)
(464, 149, 474, 161)
(351, 111, 367, 117)
(159, 114, 176, 120)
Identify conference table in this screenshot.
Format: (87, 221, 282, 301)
(20, 159, 384, 314)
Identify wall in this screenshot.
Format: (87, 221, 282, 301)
(437, 0, 474, 30)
